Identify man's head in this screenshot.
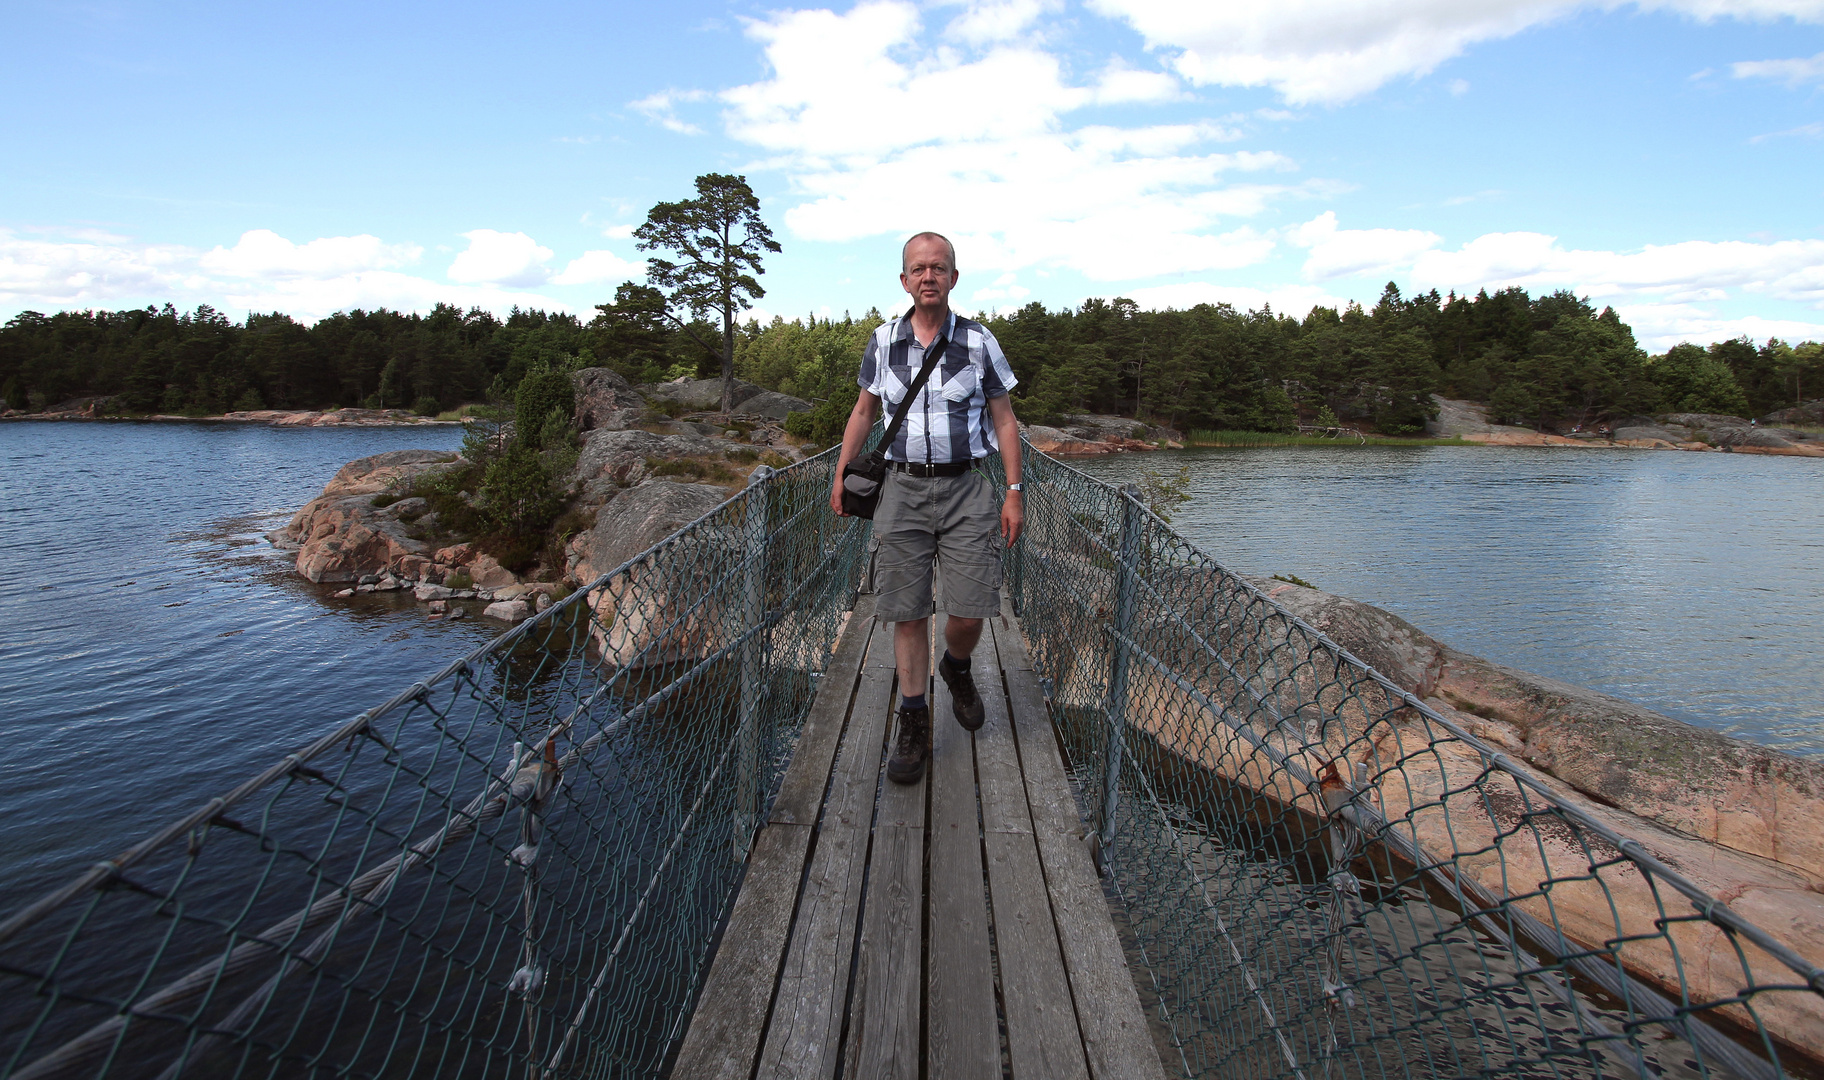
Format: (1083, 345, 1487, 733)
(900, 232, 959, 315)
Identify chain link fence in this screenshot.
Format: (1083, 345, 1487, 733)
(0, 449, 867, 1080)
(1001, 440, 1824, 1080)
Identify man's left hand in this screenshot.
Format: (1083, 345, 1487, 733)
(1001, 490, 1023, 547)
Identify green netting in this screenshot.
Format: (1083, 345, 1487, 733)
(0, 450, 867, 1080)
(999, 441, 1824, 1080)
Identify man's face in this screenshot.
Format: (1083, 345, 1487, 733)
(900, 237, 958, 311)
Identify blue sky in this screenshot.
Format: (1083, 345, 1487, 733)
(4, 0, 1822, 350)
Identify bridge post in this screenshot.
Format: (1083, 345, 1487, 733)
(735, 466, 774, 860)
(1098, 483, 1144, 851)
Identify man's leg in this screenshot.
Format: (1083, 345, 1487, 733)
(895, 616, 931, 699)
(944, 615, 983, 660)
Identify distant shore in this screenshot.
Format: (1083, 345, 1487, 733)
(2, 405, 458, 427)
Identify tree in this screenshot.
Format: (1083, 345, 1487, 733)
(633, 173, 781, 412)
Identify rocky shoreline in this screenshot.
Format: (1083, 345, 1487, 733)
(1429, 396, 1824, 457)
(3, 401, 459, 426)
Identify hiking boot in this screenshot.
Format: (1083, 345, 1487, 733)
(886, 704, 931, 785)
(938, 653, 985, 731)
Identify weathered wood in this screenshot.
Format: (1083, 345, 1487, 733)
(992, 611, 1168, 1080)
(670, 821, 812, 1079)
(845, 822, 923, 1080)
(845, 616, 926, 1079)
(757, 618, 897, 1080)
(974, 637, 1090, 1080)
(771, 598, 877, 827)
(926, 616, 999, 1080)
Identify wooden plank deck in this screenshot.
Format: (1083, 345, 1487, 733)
(674, 596, 1165, 1080)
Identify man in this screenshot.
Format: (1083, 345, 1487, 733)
(829, 231, 1024, 785)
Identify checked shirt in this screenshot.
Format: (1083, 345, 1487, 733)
(857, 309, 1019, 465)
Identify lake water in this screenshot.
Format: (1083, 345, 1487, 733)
(2, 426, 1820, 912)
(1073, 444, 1824, 758)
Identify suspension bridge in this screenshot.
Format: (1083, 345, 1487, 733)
(2, 436, 1821, 1079)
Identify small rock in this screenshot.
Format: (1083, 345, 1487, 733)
(359, 573, 382, 586)
(452, 589, 476, 599)
(536, 593, 553, 612)
(447, 606, 468, 620)
(415, 583, 454, 602)
(333, 587, 355, 598)
(356, 584, 377, 594)
(725, 429, 741, 438)
(428, 599, 448, 613)
(474, 589, 494, 601)
(376, 574, 403, 591)
(484, 599, 531, 622)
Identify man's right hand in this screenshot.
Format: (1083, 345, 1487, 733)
(830, 478, 849, 517)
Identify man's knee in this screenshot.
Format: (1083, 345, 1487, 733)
(947, 616, 982, 633)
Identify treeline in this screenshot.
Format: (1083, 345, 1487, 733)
(0, 298, 716, 416)
(6, 283, 1821, 432)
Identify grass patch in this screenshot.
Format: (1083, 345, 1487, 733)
(1271, 573, 1317, 589)
(434, 404, 492, 422)
(370, 492, 403, 508)
(445, 570, 473, 590)
(645, 456, 738, 483)
(727, 447, 760, 464)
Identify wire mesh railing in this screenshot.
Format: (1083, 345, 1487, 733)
(0, 448, 868, 1080)
(1002, 439, 1824, 1080)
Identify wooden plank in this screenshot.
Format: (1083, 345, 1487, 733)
(671, 600, 881, 1079)
(845, 617, 926, 1079)
(992, 610, 1168, 1080)
(671, 821, 813, 1079)
(771, 597, 877, 827)
(757, 618, 897, 1080)
(974, 634, 1090, 1080)
(844, 822, 923, 1079)
(925, 615, 999, 1080)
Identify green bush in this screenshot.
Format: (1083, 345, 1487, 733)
(515, 364, 576, 447)
(785, 386, 855, 444)
(412, 395, 441, 416)
(444, 570, 473, 590)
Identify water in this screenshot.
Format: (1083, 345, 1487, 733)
(0, 420, 477, 903)
(1073, 445, 1824, 757)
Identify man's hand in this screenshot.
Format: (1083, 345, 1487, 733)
(1001, 489, 1023, 547)
(831, 476, 848, 517)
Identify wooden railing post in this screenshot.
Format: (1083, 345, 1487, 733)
(1099, 483, 1144, 849)
(734, 466, 773, 860)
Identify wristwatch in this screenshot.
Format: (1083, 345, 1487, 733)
(1007, 482, 1024, 492)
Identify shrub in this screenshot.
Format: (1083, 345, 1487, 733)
(515, 364, 577, 447)
(784, 386, 855, 444)
(444, 570, 473, 590)
(645, 456, 737, 483)
(370, 492, 403, 508)
(412, 395, 441, 416)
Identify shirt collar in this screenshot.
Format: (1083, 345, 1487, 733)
(894, 306, 955, 346)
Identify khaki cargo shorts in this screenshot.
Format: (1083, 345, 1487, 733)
(868, 467, 1004, 622)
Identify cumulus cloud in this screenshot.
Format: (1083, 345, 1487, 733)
(720, 1, 1289, 279)
(0, 228, 574, 322)
(1732, 49, 1824, 84)
(1288, 211, 1441, 280)
(1086, 0, 1824, 104)
(1114, 281, 1354, 317)
(447, 230, 553, 287)
(1610, 301, 1824, 350)
(549, 249, 646, 285)
(630, 89, 711, 134)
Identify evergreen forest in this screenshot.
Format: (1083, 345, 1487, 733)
(4, 282, 1819, 435)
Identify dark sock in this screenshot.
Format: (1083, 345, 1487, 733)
(901, 693, 927, 712)
(943, 650, 971, 673)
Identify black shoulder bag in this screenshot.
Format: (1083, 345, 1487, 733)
(839, 332, 946, 519)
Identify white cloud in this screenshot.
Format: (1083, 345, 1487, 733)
(946, 0, 1062, 44)
(1086, 0, 1824, 104)
(631, 88, 710, 134)
(1448, 77, 1471, 95)
(447, 230, 553, 287)
(549, 249, 646, 286)
(199, 229, 420, 279)
(1611, 301, 1824, 350)
(0, 228, 570, 322)
(1733, 49, 1824, 84)
(1288, 211, 1441, 280)
(721, 1, 1290, 280)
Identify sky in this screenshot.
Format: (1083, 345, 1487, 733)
(3, 0, 1823, 351)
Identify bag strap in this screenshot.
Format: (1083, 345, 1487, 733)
(877, 323, 947, 455)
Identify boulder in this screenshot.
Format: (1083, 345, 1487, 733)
(573, 367, 647, 432)
(1662, 412, 1752, 429)
(734, 390, 813, 419)
(1250, 577, 1445, 698)
(570, 428, 746, 487)
(483, 599, 531, 622)
(465, 552, 517, 589)
(639, 376, 765, 412)
(567, 480, 730, 585)
(1611, 424, 1682, 443)
(414, 583, 454, 602)
(1762, 400, 1824, 427)
(279, 450, 462, 583)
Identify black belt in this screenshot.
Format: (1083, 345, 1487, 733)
(891, 460, 973, 477)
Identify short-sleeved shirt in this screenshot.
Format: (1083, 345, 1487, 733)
(857, 309, 1018, 464)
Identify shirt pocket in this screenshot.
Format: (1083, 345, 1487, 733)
(879, 364, 911, 405)
(939, 364, 978, 403)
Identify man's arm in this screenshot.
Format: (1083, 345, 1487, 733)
(988, 393, 1023, 546)
(829, 391, 882, 516)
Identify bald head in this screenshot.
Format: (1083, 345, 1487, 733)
(901, 231, 956, 272)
